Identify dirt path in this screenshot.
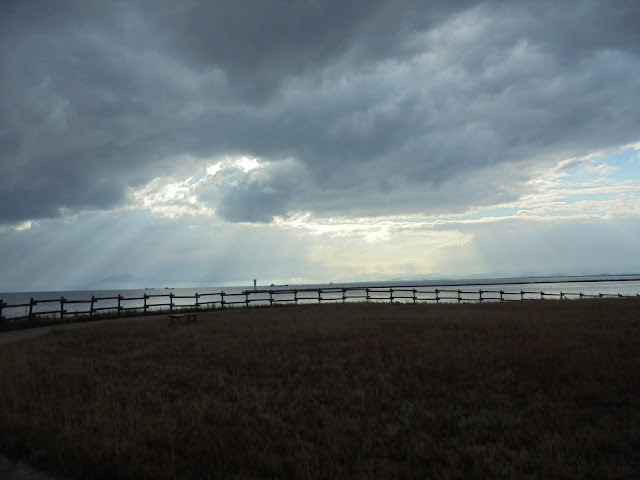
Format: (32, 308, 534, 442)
(0, 455, 60, 480)
(0, 314, 169, 346)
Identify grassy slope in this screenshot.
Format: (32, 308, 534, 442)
(0, 299, 639, 479)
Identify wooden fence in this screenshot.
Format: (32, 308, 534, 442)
(1, 285, 637, 322)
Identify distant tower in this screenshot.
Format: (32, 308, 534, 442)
(253, 279, 257, 290)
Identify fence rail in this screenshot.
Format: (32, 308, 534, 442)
(1, 284, 638, 323)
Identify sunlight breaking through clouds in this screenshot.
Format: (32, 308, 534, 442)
(130, 175, 214, 219)
(3, 1, 640, 289)
(128, 155, 264, 219)
(125, 146, 640, 241)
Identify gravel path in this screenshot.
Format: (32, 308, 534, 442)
(0, 314, 169, 346)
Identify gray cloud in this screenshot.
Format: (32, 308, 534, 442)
(2, 0, 639, 224)
(209, 160, 305, 222)
(138, 0, 480, 98)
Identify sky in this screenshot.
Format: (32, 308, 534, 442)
(1, 0, 640, 292)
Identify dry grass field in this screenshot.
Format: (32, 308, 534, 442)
(0, 299, 639, 479)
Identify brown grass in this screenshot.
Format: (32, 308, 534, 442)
(0, 299, 639, 479)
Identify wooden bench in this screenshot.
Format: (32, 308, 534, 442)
(168, 313, 197, 325)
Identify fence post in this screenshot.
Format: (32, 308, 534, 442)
(435, 289, 440, 304)
(90, 296, 95, 317)
(294, 290, 298, 304)
(413, 289, 417, 303)
(269, 290, 273, 306)
(458, 289, 461, 303)
(245, 292, 250, 308)
(318, 289, 322, 304)
(366, 288, 370, 303)
(342, 288, 346, 303)
(541, 291, 544, 300)
(220, 291, 225, 309)
(390, 288, 394, 303)
(144, 294, 148, 313)
(29, 297, 35, 319)
(60, 296, 66, 320)
(500, 290, 504, 302)
(118, 295, 123, 316)
(479, 290, 483, 302)
(580, 292, 583, 299)
(196, 293, 200, 310)
(0, 300, 5, 320)
(169, 292, 174, 311)
(521, 290, 524, 301)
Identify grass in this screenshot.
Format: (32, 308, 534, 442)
(0, 299, 639, 479)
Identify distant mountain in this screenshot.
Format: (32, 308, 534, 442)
(388, 271, 640, 284)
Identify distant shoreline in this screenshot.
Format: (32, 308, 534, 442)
(3, 273, 640, 296)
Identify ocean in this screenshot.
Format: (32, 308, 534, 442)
(2, 275, 640, 319)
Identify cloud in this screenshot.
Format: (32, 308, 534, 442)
(198, 158, 306, 223)
(1, 0, 640, 227)
(583, 163, 616, 176)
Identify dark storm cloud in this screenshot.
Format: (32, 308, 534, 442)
(138, 0, 478, 99)
(1, 0, 639, 224)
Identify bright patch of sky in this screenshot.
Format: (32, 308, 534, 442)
(486, 146, 640, 222)
(128, 156, 264, 219)
(122, 145, 640, 234)
(235, 157, 261, 173)
(206, 163, 222, 176)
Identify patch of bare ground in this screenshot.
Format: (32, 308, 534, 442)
(1, 299, 639, 479)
